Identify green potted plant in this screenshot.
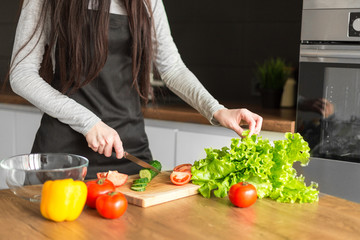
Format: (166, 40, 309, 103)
(256, 57, 291, 108)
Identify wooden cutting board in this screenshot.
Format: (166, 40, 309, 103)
(116, 171, 200, 207)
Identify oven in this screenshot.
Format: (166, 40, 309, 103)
(296, 0, 360, 202)
(298, 45, 360, 163)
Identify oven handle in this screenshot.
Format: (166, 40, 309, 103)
(300, 46, 360, 63)
(300, 48, 360, 58)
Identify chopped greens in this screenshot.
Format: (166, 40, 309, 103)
(191, 132, 319, 203)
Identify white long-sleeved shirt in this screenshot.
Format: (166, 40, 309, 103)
(10, 0, 225, 135)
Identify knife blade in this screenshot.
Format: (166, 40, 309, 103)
(122, 152, 160, 173)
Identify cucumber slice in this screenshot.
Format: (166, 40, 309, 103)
(130, 186, 146, 192)
(139, 169, 153, 181)
(130, 160, 162, 192)
(133, 178, 149, 184)
(139, 160, 162, 181)
(131, 182, 147, 188)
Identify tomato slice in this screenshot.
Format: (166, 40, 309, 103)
(173, 164, 192, 173)
(97, 170, 128, 187)
(106, 171, 128, 187)
(170, 171, 191, 186)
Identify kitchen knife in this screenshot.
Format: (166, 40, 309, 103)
(123, 152, 160, 173)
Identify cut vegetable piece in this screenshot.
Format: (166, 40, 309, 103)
(139, 160, 162, 181)
(133, 178, 149, 184)
(97, 170, 128, 187)
(139, 169, 153, 181)
(131, 183, 148, 188)
(130, 186, 146, 192)
(130, 160, 162, 192)
(173, 164, 192, 173)
(170, 171, 192, 186)
(107, 171, 128, 187)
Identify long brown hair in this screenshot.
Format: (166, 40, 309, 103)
(11, 0, 154, 102)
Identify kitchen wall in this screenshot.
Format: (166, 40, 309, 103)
(162, 0, 302, 104)
(0, 1, 303, 104)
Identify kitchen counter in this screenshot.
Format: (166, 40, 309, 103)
(0, 189, 359, 239)
(0, 93, 296, 133)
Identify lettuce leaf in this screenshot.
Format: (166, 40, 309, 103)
(191, 132, 319, 203)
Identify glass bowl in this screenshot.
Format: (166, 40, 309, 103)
(0, 153, 88, 202)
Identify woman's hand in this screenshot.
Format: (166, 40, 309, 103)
(85, 121, 124, 159)
(213, 108, 263, 137)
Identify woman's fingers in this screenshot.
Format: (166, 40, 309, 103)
(213, 108, 263, 138)
(87, 139, 99, 152)
(241, 111, 262, 137)
(113, 135, 124, 159)
(252, 113, 263, 134)
(246, 118, 256, 137)
(85, 121, 124, 159)
(103, 140, 113, 157)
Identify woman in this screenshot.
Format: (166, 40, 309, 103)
(9, 0, 262, 178)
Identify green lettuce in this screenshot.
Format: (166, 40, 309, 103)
(191, 132, 319, 203)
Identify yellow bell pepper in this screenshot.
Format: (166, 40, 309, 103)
(40, 178, 87, 222)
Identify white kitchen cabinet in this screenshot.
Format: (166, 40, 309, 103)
(14, 111, 42, 154)
(175, 127, 237, 165)
(0, 109, 16, 160)
(144, 125, 177, 171)
(0, 105, 42, 158)
(0, 108, 18, 190)
(0, 104, 42, 189)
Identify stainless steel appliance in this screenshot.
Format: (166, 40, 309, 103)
(296, 0, 360, 202)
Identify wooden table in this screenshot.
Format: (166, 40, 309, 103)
(0, 189, 359, 240)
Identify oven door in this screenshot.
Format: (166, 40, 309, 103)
(297, 44, 360, 163)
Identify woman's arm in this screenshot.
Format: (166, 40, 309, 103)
(9, 0, 101, 136)
(151, 0, 262, 136)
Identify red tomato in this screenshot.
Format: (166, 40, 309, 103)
(86, 178, 115, 208)
(97, 170, 128, 187)
(228, 182, 257, 208)
(173, 164, 192, 173)
(96, 192, 128, 219)
(170, 171, 192, 186)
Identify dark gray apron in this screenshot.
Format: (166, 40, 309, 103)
(31, 14, 152, 179)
